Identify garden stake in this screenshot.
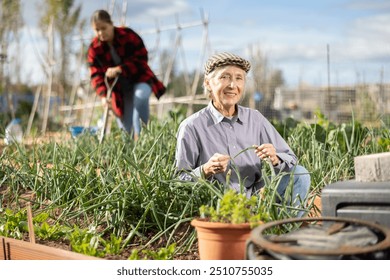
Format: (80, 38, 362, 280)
(26, 203, 36, 244)
(99, 75, 118, 144)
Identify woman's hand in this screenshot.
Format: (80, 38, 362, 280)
(105, 66, 122, 78)
(101, 97, 111, 109)
(254, 144, 280, 166)
(202, 153, 230, 178)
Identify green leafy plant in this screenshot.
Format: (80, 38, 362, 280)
(33, 212, 71, 240)
(35, 221, 71, 240)
(67, 226, 125, 257)
(199, 189, 270, 225)
(68, 226, 105, 257)
(0, 208, 28, 239)
(128, 243, 176, 260)
(102, 234, 123, 255)
(0, 208, 70, 240)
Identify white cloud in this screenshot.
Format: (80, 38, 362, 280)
(350, 13, 390, 39)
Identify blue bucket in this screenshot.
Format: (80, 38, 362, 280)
(69, 126, 98, 138)
(69, 126, 85, 138)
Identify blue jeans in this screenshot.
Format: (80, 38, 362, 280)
(276, 165, 311, 217)
(116, 82, 152, 135)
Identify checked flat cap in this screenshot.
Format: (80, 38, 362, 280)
(204, 52, 251, 75)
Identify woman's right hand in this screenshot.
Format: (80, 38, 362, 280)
(105, 66, 122, 78)
(202, 153, 230, 178)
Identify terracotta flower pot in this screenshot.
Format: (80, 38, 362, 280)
(191, 218, 255, 260)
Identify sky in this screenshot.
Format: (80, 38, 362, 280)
(15, 0, 390, 87)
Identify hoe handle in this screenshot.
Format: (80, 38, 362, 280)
(99, 75, 118, 144)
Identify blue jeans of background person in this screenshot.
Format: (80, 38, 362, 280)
(276, 165, 311, 217)
(116, 82, 152, 136)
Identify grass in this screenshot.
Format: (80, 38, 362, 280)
(0, 110, 389, 258)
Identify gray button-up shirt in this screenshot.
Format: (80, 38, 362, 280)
(175, 102, 297, 196)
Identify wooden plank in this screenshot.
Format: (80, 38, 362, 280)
(1, 238, 6, 260)
(1, 236, 99, 260)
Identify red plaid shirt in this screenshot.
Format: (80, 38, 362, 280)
(87, 27, 166, 117)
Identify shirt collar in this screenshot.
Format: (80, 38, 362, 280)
(207, 101, 243, 124)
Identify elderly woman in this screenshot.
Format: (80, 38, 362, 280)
(175, 52, 310, 216)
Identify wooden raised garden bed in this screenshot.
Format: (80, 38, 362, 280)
(1, 236, 99, 260)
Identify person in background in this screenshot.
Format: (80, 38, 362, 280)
(87, 9, 165, 140)
(175, 52, 311, 217)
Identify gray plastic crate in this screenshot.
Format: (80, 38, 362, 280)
(321, 180, 390, 228)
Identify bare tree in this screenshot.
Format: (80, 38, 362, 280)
(0, 0, 23, 118)
(39, 0, 82, 105)
(248, 44, 284, 118)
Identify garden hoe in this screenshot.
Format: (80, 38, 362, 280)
(99, 75, 118, 144)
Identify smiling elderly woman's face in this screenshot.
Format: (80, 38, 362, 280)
(205, 65, 246, 116)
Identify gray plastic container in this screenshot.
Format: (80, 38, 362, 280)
(321, 180, 390, 228)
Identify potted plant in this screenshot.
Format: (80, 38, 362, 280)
(191, 188, 270, 260)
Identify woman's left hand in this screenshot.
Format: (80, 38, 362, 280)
(254, 144, 280, 166)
